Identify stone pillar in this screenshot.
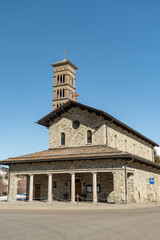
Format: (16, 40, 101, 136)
(8, 172, 18, 202)
(29, 174, 34, 202)
(48, 174, 52, 202)
(92, 172, 97, 203)
(71, 173, 75, 203)
(110, 171, 125, 204)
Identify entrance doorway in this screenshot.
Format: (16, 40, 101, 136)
(75, 180, 81, 199)
(35, 184, 41, 200)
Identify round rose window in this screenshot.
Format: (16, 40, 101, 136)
(73, 120, 80, 129)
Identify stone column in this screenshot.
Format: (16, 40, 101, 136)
(92, 172, 97, 203)
(48, 174, 52, 202)
(71, 173, 75, 203)
(110, 171, 125, 204)
(8, 172, 18, 202)
(29, 174, 34, 202)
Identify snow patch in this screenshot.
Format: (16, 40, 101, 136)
(155, 147, 160, 156)
(0, 194, 26, 201)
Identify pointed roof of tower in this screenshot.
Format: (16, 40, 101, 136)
(51, 58, 78, 70)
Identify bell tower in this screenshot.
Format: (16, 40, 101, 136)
(51, 58, 78, 110)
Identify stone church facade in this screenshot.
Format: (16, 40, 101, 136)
(1, 58, 159, 204)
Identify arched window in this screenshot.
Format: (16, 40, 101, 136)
(57, 90, 59, 98)
(61, 133, 65, 145)
(57, 75, 59, 84)
(63, 75, 65, 83)
(63, 89, 65, 97)
(87, 130, 92, 144)
(57, 104, 59, 108)
(60, 89, 62, 98)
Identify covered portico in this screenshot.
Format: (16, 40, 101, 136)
(8, 168, 126, 204)
(2, 145, 147, 204)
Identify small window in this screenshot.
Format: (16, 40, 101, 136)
(87, 130, 92, 143)
(63, 89, 65, 97)
(57, 75, 59, 84)
(53, 181, 58, 189)
(86, 185, 101, 193)
(61, 133, 65, 145)
(73, 120, 80, 129)
(86, 185, 92, 193)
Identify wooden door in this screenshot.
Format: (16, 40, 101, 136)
(35, 184, 41, 200)
(75, 182, 81, 197)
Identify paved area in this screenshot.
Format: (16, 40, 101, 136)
(0, 200, 159, 210)
(0, 204, 160, 239)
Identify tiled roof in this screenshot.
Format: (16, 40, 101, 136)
(1, 145, 160, 170)
(0, 145, 125, 164)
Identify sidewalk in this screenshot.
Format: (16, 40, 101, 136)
(0, 200, 159, 210)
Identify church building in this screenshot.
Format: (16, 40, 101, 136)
(1, 58, 160, 204)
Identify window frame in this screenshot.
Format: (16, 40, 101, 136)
(87, 130, 92, 144)
(86, 184, 101, 193)
(61, 132, 65, 145)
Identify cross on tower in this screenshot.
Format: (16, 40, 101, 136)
(73, 92, 79, 101)
(64, 49, 66, 59)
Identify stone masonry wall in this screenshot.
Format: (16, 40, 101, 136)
(49, 107, 106, 148)
(10, 159, 124, 172)
(132, 165, 160, 202)
(107, 124, 153, 161)
(49, 107, 154, 161)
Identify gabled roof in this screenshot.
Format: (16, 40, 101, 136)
(37, 100, 159, 147)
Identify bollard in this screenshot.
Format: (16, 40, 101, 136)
(156, 192, 158, 205)
(77, 195, 79, 206)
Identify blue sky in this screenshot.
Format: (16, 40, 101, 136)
(0, 0, 159, 160)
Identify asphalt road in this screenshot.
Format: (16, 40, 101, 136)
(0, 207, 160, 240)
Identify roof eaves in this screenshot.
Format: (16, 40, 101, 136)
(1, 154, 160, 170)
